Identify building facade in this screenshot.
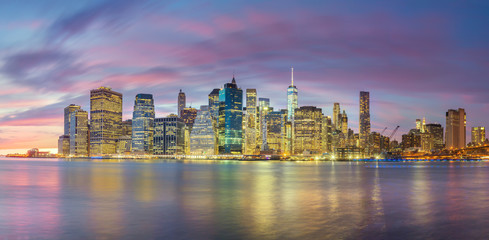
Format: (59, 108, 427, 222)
(218, 77, 243, 154)
(154, 115, 185, 155)
(190, 106, 215, 155)
(293, 106, 323, 155)
(90, 87, 123, 156)
(359, 91, 371, 149)
(245, 89, 257, 154)
(69, 109, 89, 156)
(471, 126, 486, 146)
(131, 94, 155, 154)
(266, 111, 286, 153)
(287, 67, 298, 122)
(178, 89, 186, 117)
(445, 108, 466, 149)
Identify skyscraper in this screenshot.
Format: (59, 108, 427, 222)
(266, 111, 286, 153)
(471, 126, 485, 146)
(181, 107, 198, 131)
(208, 88, 220, 154)
(64, 104, 81, 135)
(259, 97, 270, 150)
(58, 135, 70, 156)
(287, 67, 298, 122)
(131, 94, 155, 154)
(178, 89, 186, 117)
(245, 89, 257, 154)
(154, 114, 186, 155)
(445, 108, 466, 149)
(425, 123, 444, 150)
(341, 110, 348, 135)
(69, 109, 89, 156)
(189, 105, 215, 155)
(90, 87, 123, 156)
(333, 103, 340, 130)
(218, 76, 243, 154)
(359, 91, 370, 148)
(293, 106, 323, 154)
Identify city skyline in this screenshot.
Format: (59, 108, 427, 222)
(1, 1, 489, 154)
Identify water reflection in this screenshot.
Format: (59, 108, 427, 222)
(1, 158, 489, 239)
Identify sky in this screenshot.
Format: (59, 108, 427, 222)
(0, 0, 488, 154)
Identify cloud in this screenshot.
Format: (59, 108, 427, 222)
(46, 0, 151, 43)
(1, 48, 89, 91)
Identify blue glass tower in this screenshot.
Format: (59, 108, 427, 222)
(218, 77, 243, 154)
(132, 94, 155, 154)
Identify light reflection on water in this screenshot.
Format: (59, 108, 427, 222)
(1, 158, 489, 239)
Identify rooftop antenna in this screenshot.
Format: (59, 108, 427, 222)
(291, 67, 294, 86)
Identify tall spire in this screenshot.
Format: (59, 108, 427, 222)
(291, 67, 294, 86)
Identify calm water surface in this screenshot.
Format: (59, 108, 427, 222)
(1, 157, 489, 239)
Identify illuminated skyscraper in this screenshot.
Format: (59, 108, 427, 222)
(70, 109, 89, 156)
(154, 114, 185, 155)
(90, 87, 123, 156)
(58, 135, 70, 156)
(266, 111, 286, 153)
(425, 123, 444, 150)
(245, 89, 257, 154)
(64, 104, 81, 135)
(445, 108, 466, 149)
(178, 89, 186, 117)
(341, 110, 348, 135)
(321, 116, 333, 153)
(131, 94, 155, 154)
(259, 97, 270, 150)
(293, 106, 323, 154)
(218, 77, 243, 154)
(359, 91, 370, 148)
(208, 88, 220, 154)
(190, 106, 215, 155)
(181, 107, 198, 131)
(333, 103, 340, 130)
(471, 126, 485, 146)
(287, 67, 298, 122)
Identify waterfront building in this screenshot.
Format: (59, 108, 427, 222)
(181, 107, 198, 131)
(369, 132, 381, 154)
(258, 98, 270, 151)
(154, 115, 185, 155)
(218, 77, 243, 154)
(425, 123, 444, 150)
(190, 106, 215, 155)
(58, 135, 70, 156)
(178, 89, 186, 117)
(64, 104, 81, 135)
(420, 132, 434, 152)
(359, 91, 371, 149)
(471, 126, 486, 146)
(131, 94, 155, 154)
(293, 106, 323, 155)
(266, 111, 286, 153)
(321, 116, 333, 153)
(445, 108, 466, 149)
(401, 129, 421, 151)
(333, 103, 340, 131)
(122, 119, 132, 136)
(245, 89, 258, 154)
(287, 67, 298, 122)
(208, 88, 220, 154)
(69, 109, 89, 156)
(90, 87, 123, 156)
(341, 110, 348, 135)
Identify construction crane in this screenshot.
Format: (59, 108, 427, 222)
(389, 126, 400, 140)
(380, 127, 388, 135)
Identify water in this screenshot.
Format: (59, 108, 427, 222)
(1, 158, 489, 239)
